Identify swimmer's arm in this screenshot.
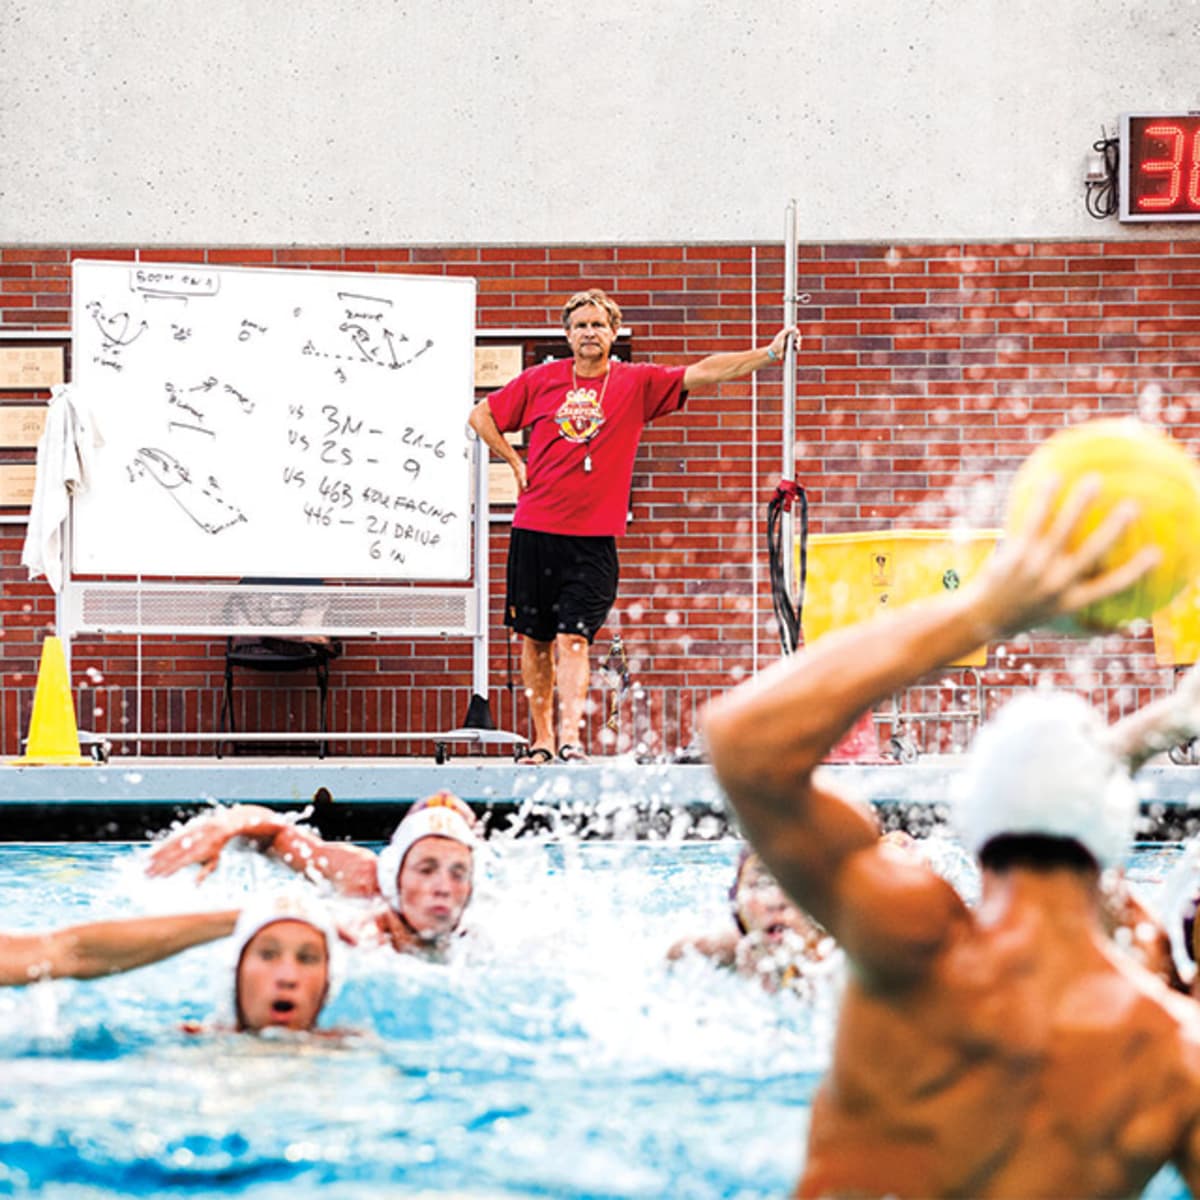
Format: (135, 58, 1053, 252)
(374, 907, 429, 954)
(0, 910, 238, 985)
(147, 804, 376, 895)
(682, 327, 796, 391)
(666, 929, 739, 966)
(266, 824, 380, 897)
(1100, 872, 1184, 990)
(704, 478, 1153, 976)
(147, 803, 299, 882)
(1106, 660, 1200, 772)
(703, 583, 1025, 938)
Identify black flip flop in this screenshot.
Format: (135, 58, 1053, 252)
(519, 747, 554, 765)
(558, 744, 589, 764)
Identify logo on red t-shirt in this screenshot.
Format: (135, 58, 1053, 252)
(554, 386, 605, 443)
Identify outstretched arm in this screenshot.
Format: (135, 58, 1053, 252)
(1106, 660, 1200, 772)
(703, 477, 1157, 982)
(682, 327, 797, 391)
(0, 909, 238, 985)
(146, 804, 379, 897)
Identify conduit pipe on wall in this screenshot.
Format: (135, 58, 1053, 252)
(781, 200, 799, 612)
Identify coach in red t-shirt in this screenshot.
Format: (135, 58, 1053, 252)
(468, 288, 795, 764)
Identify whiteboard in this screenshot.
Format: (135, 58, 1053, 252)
(69, 261, 477, 581)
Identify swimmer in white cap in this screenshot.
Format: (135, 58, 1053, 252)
(225, 892, 343, 1033)
(667, 847, 836, 992)
(148, 791, 477, 959)
(370, 792, 475, 955)
(0, 909, 238, 987)
(704, 476, 1200, 1198)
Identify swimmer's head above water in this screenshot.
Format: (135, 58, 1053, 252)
(231, 892, 341, 1033)
(728, 848, 825, 946)
(957, 690, 1138, 870)
(375, 792, 477, 940)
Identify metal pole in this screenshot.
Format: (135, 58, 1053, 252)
(460, 429, 497, 731)
(750, 246, 759, 673)
(782, 200, 798, 608)
(472, 434, 490, 702)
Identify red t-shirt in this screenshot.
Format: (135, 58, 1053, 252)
(487, 360, 687, 536)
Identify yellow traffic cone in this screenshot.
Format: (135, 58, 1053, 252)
(10, 636, 93, 766)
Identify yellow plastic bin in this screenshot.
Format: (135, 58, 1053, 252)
(799, 529, 1001, 667)
(1152, 577, 1200, 666)
(1152, 579, 1200, 764)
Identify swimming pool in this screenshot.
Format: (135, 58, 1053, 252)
(0, 837, 1189, 1198)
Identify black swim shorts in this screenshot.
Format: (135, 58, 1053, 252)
(505, 527, 618, 644)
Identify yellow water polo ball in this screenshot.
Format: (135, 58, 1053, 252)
(1005, 417, 1200, 631)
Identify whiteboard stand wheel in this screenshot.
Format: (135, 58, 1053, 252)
(435, 742, 449, 765)
(1169, 739, 1198, 766)
(889, 735, 918, 764)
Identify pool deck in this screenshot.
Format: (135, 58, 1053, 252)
(1, 755, 1198, 840)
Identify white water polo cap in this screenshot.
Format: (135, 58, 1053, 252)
(375, 792, 478, 913)
(229, 889, 343, 1020)
(956, 691, 1137, 867)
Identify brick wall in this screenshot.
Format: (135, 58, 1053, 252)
(1, 241, 1194, 760)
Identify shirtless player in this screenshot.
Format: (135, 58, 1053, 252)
(704, 477, 1200, 1198)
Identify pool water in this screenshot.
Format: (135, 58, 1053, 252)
(0, 837, 1188, 1199)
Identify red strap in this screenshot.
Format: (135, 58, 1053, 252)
(773, 479, 804, 511)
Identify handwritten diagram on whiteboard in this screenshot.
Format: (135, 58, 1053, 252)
(69, 261, 477, 581)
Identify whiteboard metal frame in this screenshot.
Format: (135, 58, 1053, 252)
(54, 256, 520, 752)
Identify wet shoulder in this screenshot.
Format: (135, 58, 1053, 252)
(836, 844, 967, 981)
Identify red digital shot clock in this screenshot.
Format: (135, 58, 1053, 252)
(1120, 112, 1200, 221)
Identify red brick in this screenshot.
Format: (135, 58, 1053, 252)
(274, 249, 345, 264)
(206, 248, 278, 264)
(0, 249, 69, 263)
(0, 234, 1190, 754)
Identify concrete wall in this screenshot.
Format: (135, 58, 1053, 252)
(3, 0, 1197, 245)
